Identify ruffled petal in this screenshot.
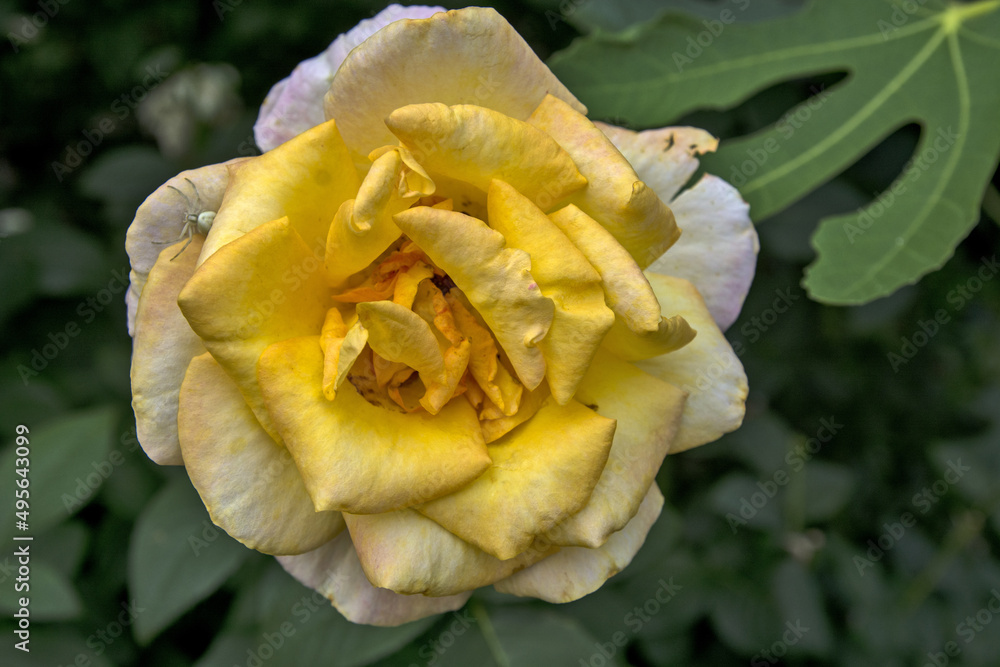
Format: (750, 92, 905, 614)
(257, 336, 491, 514)
(178, 353, 345, 555)
(199, 119, 359, 264)
(646, 175, 757, 330)
(493, 484, 664, 602)
(130, 237, 207, 465)
(487, 180, 614, 404)
(277, 532, 470, 627)
(344, 508, 554, 597)
(254, 4, 446, 152)
(356, 300, 445, 382)
(393, 206, 554, 390)
(178, 217, 331, 442)
(324, 6, 586, 157)
(386, 103, 587, 210)
(549, 204, 694, 360)
(125, 160, 244, 334)
(545, 350, 684, 548)
(417, 396, 615, 560)
(634, 273, 748, 453)
(529, 95, 679, 268)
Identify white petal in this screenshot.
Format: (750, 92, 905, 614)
(648, 175, 758, 330)
(253, 4, 446, 152)
(277, 533, 471, 627)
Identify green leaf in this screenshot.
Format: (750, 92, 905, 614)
(771, 558, 833, 655)
(1, 625, 115, 667)
(0, 406, 117, 542)
(550, 0, 1000, 304)
(128, 473, 249, 644)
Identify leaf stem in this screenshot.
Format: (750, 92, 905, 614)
(470, 599, 511, 667)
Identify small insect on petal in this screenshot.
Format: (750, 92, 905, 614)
(153, 177, 217, 260)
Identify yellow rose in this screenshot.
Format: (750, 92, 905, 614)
(126, 5, 757, 627)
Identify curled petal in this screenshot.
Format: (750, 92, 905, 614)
(529, 95, 679, 268)
(386, 103, 587, 211)
(257, 336, 491, 514)
(634, 273, 747, 453)
(200, 119, 359, 264)
(494, 484, 664, 602)
(324, 6, 586, 157)
(356, 300, 445, 383)
(277, 532, 470, 627)
(487, 180, 614, 404)
(131, 237, 206, 465)
(393, 206, 554, 390)
(179, 353, 345, 555)
(417, 397, 615, 560)
(254, 4, 446, 152)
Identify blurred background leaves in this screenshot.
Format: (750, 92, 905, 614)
(1, 0, 998, 665)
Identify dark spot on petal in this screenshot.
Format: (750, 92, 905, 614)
(585, 403, 599, 411)
(432, 274, 456, 295)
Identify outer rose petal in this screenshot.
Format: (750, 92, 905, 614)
(253, 4, 446, 152)
(494, 484, 664, 602)
(324, 7, 586, 157)
(277, 533, 470, 627)
(546, 350, 685, 548)
(130, 238, 206, 465)
(635, 273, 748, 453)
(647, 174, 759, 330)
(344, 508, 554, 597)
(597, 123, 758, 330)
(416, 396, 615, 561)
(179, 353, 345, 555)
(178, 218, 330, 443)
(125, 159, 246, 334)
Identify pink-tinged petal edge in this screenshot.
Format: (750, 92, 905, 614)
(253, 4, 445, 152)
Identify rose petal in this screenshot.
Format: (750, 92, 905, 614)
(647, 175, 758, 330)
(199, 119, 359, 265)
(131, 237, 207, 465)
(417, 396, 615, 560)
(344, 507, 554, 597)
(277, 532, 470, 627)
(386, 103, 587, 211)
(178, 217, 330, 442)
(257, 336, 491, 514)
(549, 204, 695, 360)
(254, 4, 446, 152)
(493, 484, 664, 602)
(356, 300, 445, 383)
(393, 206, 554, 390)
(324, 7, 586, 157)
(545, 350, 685, 548)
(634, 273, 748, 453)
(529, 95, 679, 268)
(179, 353, 345, 555)
(125, 160, 244, 334)
(597, 123, 757, 330)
